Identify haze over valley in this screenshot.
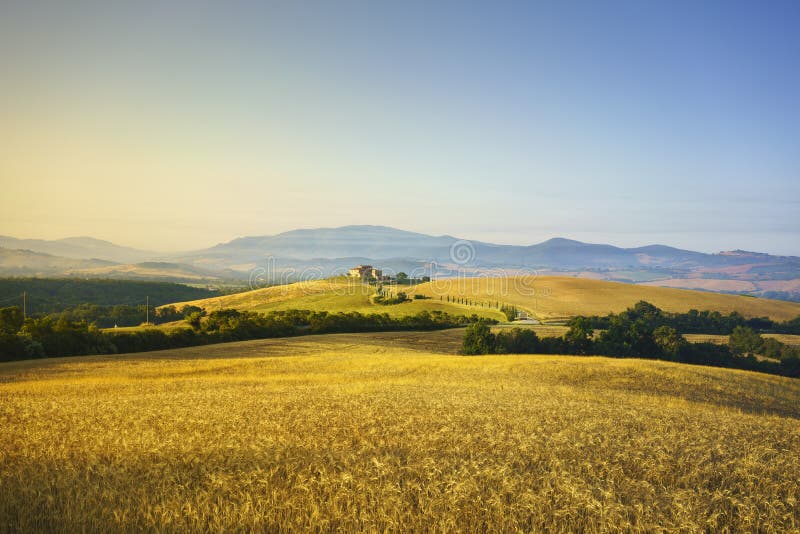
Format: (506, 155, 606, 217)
(3, 226, 799, 301)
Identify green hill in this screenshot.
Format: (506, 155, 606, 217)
(166, 278, 505, 320)
(166, 276, 800, 323)
(0, 277, 220, 314)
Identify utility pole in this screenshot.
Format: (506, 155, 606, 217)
(23, 291, 26, 319)
(146, 296, 149, 324)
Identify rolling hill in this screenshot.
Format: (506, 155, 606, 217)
(193, 225, 457, 262)
(0, 235, 156, 263)
(3, 226, 799, 302)
(171, 226, 800, 301)
(165, 278, 505, 320)
(413, 276, 800, 321)
(0, 278, 220, 314)
(166, 276, 800, 322)
(68, 261, 226, 282)
(0, 247, 115, 276)
(0, 248, 229, 284)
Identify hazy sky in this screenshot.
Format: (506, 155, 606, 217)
(1, 1, 798, 254)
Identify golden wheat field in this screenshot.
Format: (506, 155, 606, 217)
(685, 333, 800, 347)
(1, 330, 799, 532)
(414, 276, 800, 321)
(168, 276, 800, 324)
(167, 278, 505, 321)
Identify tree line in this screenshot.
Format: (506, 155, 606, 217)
(0, 278, 222, 314)
(575, 303, 800, 335)
(0, 306, 487, 362)
(461, 301, 800, 378)
(36, 303, 205, 329)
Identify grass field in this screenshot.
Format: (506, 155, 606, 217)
(166, 276, 800, 324)
(413, 276, 800, 321)
(685, 333, 800, 346)
(1, 331, 799, 531)
(102, 320, 190, 334)
(168, 278, 505, 321)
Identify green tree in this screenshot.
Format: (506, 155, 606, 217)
(628, 318, 659, 355)
(653, 326, 687, 357)
(500, 305, 517, 321)
(632, 301, 662, 321)
(186, 312, 203, 330)
(495, 328, 540, 354)
(0, 306, 24, 335)
(759, 337, 784, 360)
(729, 326, 763, 356)
(461, 321, 495, 355)
(565, 317, 593, 354)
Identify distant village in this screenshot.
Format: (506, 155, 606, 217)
(348, 265, 430, 284)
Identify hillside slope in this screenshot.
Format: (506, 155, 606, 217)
(0, 247, 114, 276)
(1, 332, 798, 531)
(0, 236, 155, 263)
(168, 276, 800, 322)
(413, 276, 800, 321)
(0, 278, 220, 313)
(167, 278, 505, 320)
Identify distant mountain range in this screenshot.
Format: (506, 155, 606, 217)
(0, 248, 116, 277)
(176, 225, 798, 269)
(2, 225, 799, 300)
(0, 235, 156, 264)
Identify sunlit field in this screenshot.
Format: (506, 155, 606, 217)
(685, 332, 800, 346)
(168, 276, 800, 324)
(414, 276, 800, 322)
(1, 331, 798, 531)
(168, 278, 505, 321)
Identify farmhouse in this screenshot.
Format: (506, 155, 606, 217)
(348, 265, 382, 279)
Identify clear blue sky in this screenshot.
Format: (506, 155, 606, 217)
(1, 1, 798, 254)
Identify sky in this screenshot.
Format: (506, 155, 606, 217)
(1, 1, 798, 254)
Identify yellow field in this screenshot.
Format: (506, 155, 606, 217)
(168, 278, 505, 321)
(1, 331, 799, 531)
(102, 320, 190, 334)
(165, 276, 800, 324)
(685, 333, 800, 346)
(413, 276, 800, 321)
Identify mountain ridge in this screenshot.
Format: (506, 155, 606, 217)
(0, 235, 156, 264)
(1, 226, 799, 301)
(6, 226, 799, 263)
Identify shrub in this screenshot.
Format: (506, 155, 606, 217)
(461, 321, 495, 355)
(729, 326, 764, 356)
(495, 328, 540, 354)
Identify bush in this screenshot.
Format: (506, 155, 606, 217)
(495, 328, 539, 354)
(461, 321, 495, 355)
(500, 305, 517, 321)
(564, 317, 593, 355)
(653, 326, 688, 358)
(375, 292, 410, 305)
(461, 301, 800, 379)
(729, 326, 764, 356)
(1, 308, 488, 362)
